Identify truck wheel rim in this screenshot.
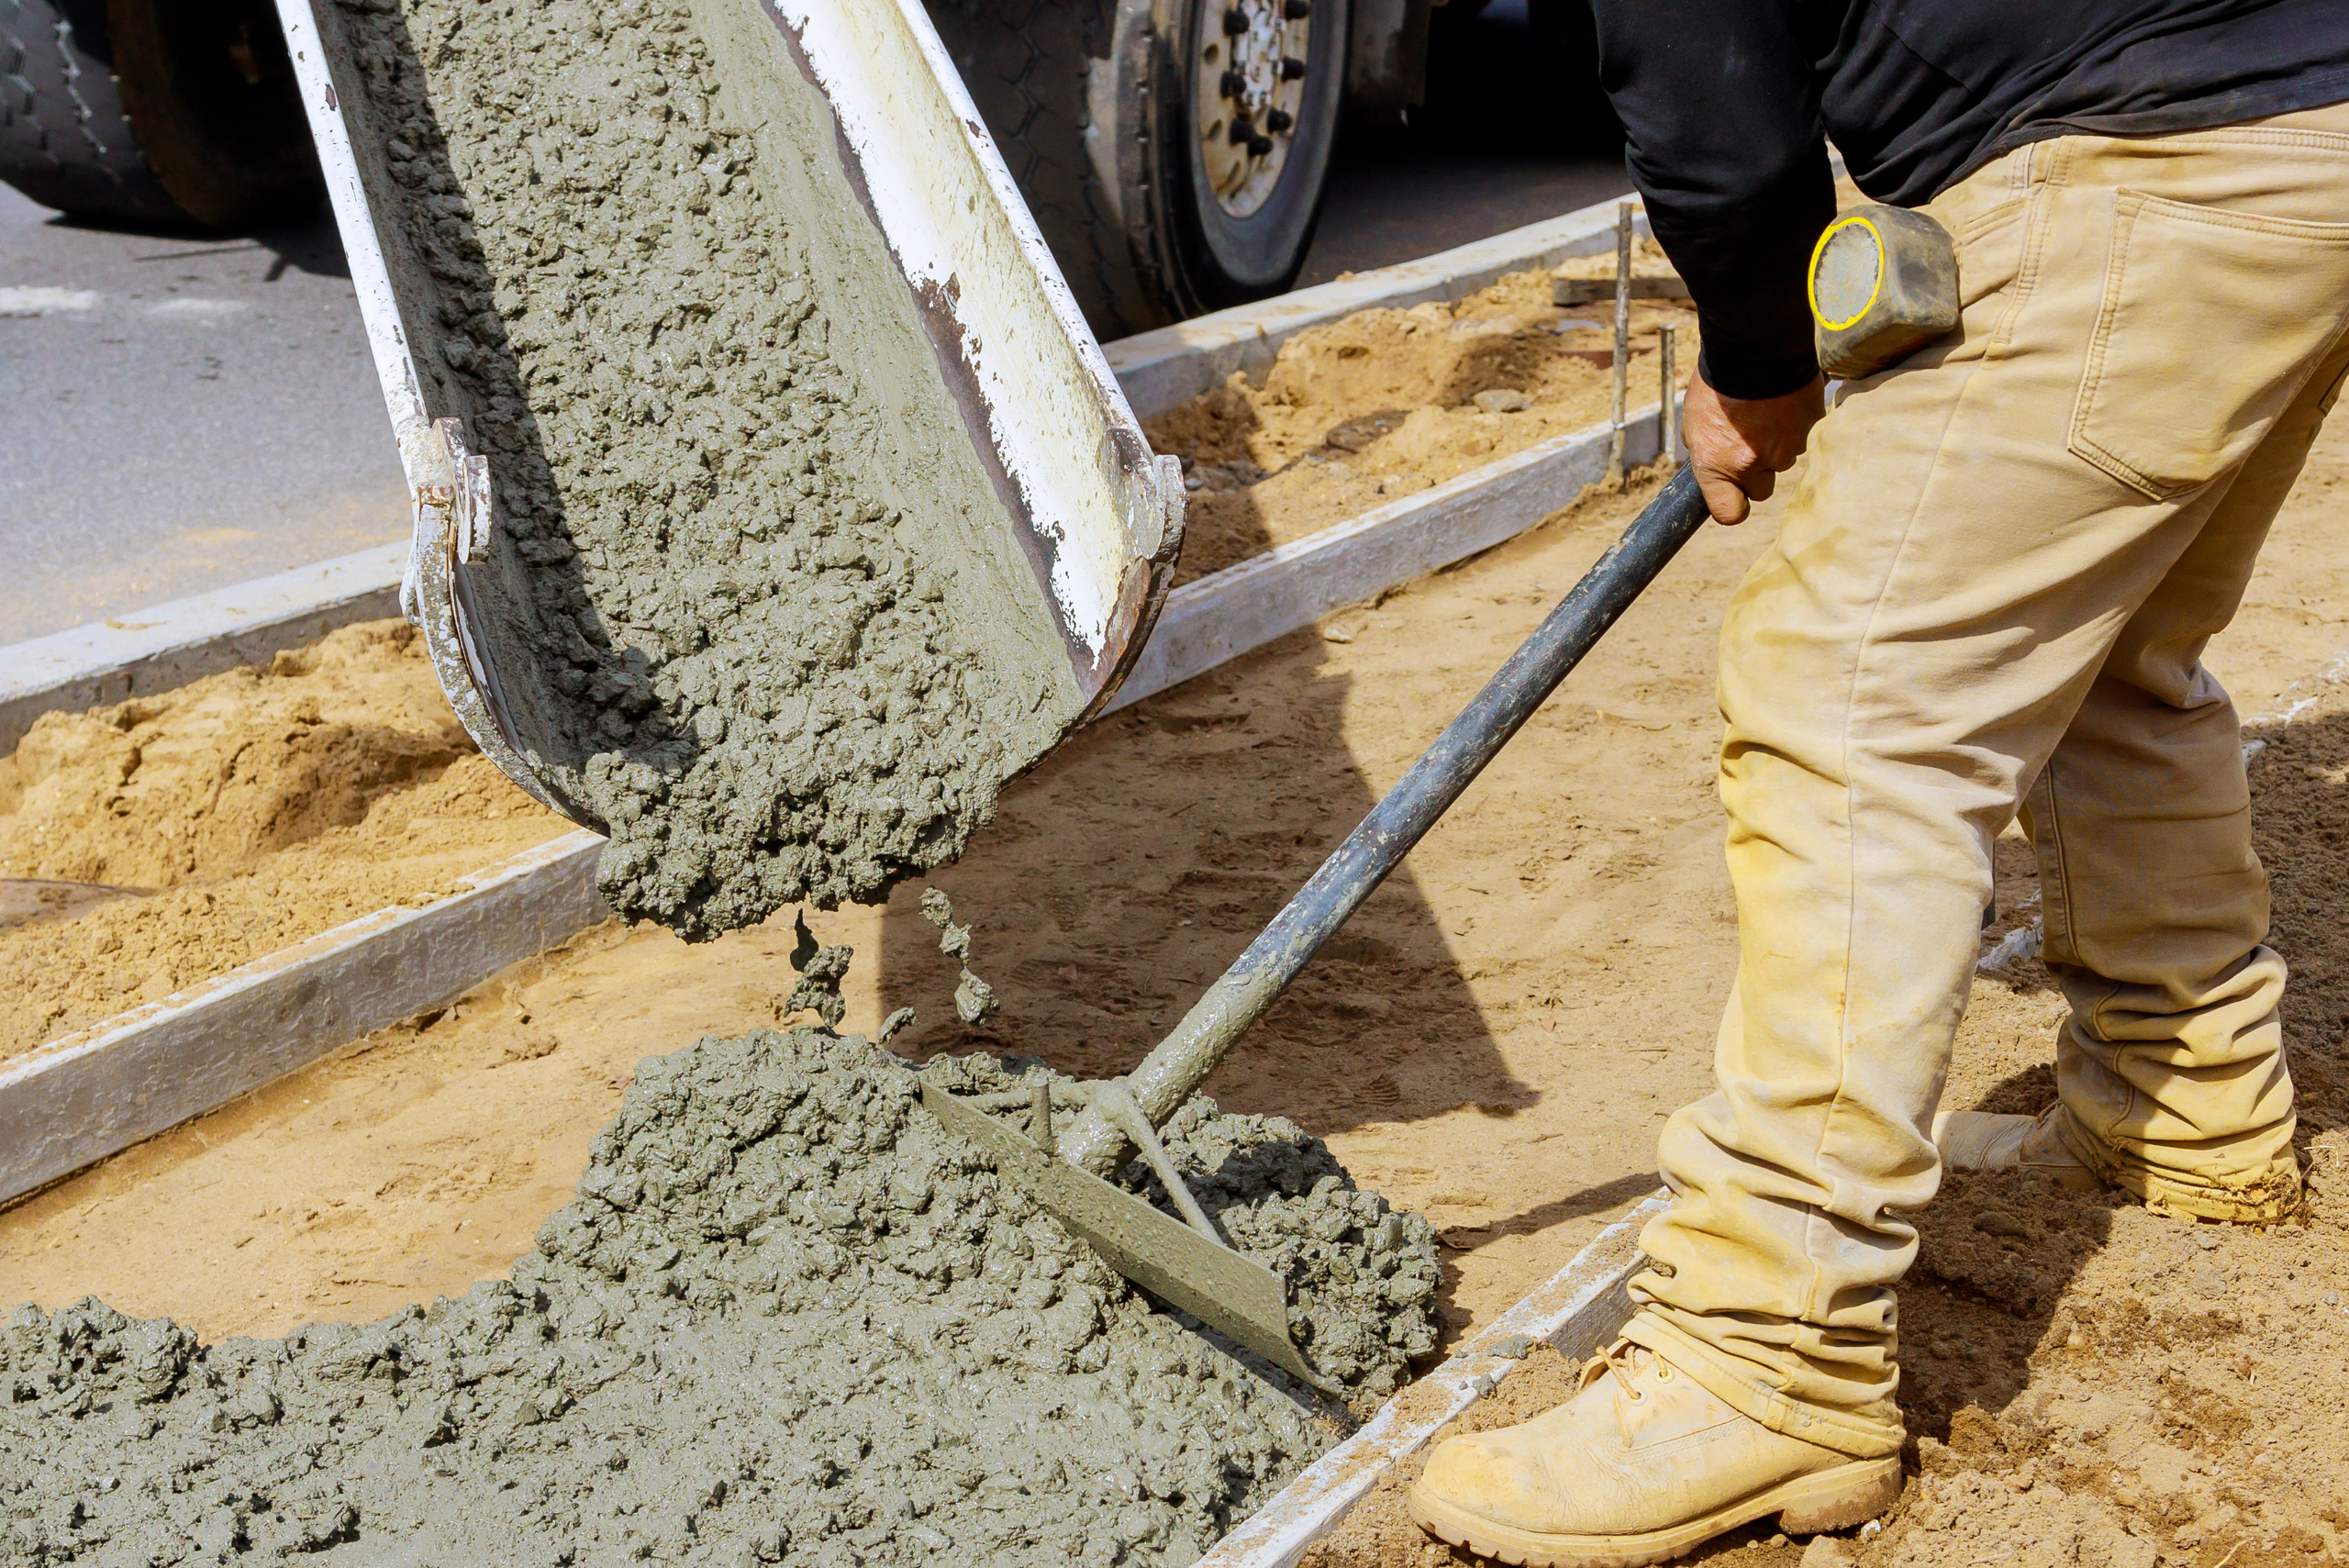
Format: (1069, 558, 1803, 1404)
(1194, 0, 1312, 221)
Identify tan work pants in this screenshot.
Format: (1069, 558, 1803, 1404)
(1626, 105, 2349, 1459)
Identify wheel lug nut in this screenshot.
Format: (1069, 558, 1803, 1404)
(1229, 117, 1256, 145)
(1279, 55, 1307, 80)
(1222, 7, 1250, 33)
(1248, 133, 1274, 155)
(1266, 108, 1293, 132)
(1220, 69, 1246, 97)
(1284, 0, 1310, 17)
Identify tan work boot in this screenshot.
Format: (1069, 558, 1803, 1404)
(1407, 1340, 1901, 1567)
(1932, 1106, 2104, 1191)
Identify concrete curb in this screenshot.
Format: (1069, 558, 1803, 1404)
(1202, 1191, 1668, 1568)
(0, 542, 408, 753)
(0, 829, 606, 1205)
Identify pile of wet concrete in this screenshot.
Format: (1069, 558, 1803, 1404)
(2, 1029, 1439, 1565)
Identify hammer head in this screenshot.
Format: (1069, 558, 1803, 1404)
(1809, 205, 1960, 381)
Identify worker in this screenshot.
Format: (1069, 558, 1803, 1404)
(1409, 3, 2349, 1562)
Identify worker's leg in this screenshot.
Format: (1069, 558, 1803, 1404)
(2018, 334, 2349, 1219)
(1620, 107, 2349, 1460)
(1412, 100, 2349, 1568)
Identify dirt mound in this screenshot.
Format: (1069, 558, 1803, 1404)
(0, 1028, 1438, 1566)
(0, 622, 465, 891)
(1145, 268, 1695, 583)
(0, 621, 564, 1064)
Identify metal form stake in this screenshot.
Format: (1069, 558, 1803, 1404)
(1607, 201, 1632, 482)
(1659, 325, 1678, 470)
(1031, 1079, 1055, 1152)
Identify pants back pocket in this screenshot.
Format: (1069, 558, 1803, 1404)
(2070, 189, 2349, 499)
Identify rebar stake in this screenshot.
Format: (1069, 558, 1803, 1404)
(1031, 1078, 1055, 1154)
(1659, 325, 1678, 471)
(1608, 201, 1632, 483)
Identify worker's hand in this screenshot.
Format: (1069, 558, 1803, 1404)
(1679, 370, 1825, 524)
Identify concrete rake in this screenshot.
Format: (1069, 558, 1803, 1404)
(930, 469, 1712, 1390)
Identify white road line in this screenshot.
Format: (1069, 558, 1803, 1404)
(147, 297, 251, 319)
(0, 286, 100, 317)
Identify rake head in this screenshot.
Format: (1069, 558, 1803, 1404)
(918, 1078, 1338, 1395)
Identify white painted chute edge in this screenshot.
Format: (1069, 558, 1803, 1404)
(773, 0, 1157, 660)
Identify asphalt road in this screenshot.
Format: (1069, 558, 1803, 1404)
(0, 183, 412, 643)
(1303, 0, 1631, 285)
(0, 0, 1626, 643)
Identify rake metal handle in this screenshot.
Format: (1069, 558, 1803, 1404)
(1062, 466, 1713, 1174)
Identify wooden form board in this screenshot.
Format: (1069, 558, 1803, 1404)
(1108, 405, 1667, 711)
(1200, 1191, 1669, 1568)
(1107, 202, 1652, 422)
(1552, 274, 1687, 306)
(0, 830, 606, 1204)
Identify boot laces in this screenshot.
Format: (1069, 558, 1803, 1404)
(1590, 1340, 1661, 1404)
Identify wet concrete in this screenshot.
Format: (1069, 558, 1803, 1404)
(922, 888, 1000, 1027)
(0, 1029, 1439, 1565)
(325, 0, 1079, 941)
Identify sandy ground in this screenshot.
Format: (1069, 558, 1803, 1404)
(6, 261, 2349, 1564)
(1149, 250, 1692, 583)
(0, 621, 560, 1062)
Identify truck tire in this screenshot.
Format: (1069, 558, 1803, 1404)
(104, 0, 320, 228)
(0, 0, 181, 224)
(0, 0, 317, 229)
(927, 0, 1348, 339)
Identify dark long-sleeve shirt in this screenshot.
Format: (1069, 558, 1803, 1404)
(1591, 0, 2349, 397)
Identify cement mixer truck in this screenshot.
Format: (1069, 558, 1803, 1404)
(920, 0, 1446, 337)
(0, 0, 1589, 335)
